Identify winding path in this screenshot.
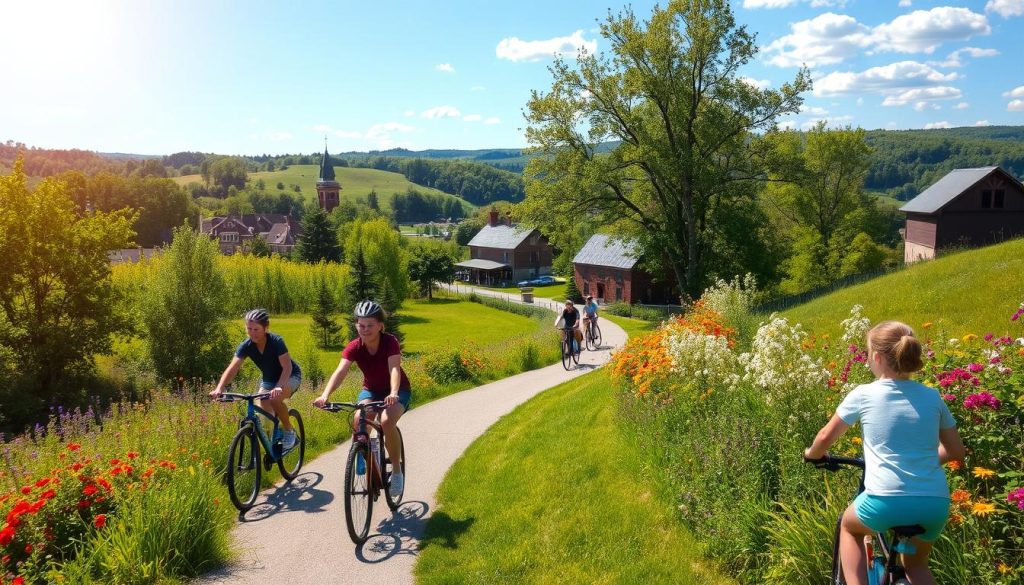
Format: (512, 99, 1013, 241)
(198, 291, 627, 585)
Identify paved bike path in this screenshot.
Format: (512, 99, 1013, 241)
(198, 295, 627, 585)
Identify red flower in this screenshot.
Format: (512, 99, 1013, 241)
(82, 484, 98, 496)
(126, 452, 139, 459)
(66, 443, 81, 451)
(40, 489, 56, 500)
(24, 543, 33, 554)
(13, 576, 25, 585)
(19, 486, 31, 495)
(71, 463, 84, 472)
(0, 525, 15, 546)
(76, 499, 90, 509)
(34, 478, 51, 489)
(110, 467, 123, 476)
(97, 478, 112, 490)
(93, 514, 107, 529)
(109, 459, 121, 466)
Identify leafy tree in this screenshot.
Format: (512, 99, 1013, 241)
(0, 160, 135, 427)
(209, 157, 248, 193)
(309, 274, 341, 349)
(520, 0, 809, 298)
(367, 189, 379, 211)
(142, 226, 231, 384)
(408, 243, 456, 300)
(247, 235, 271, 258)
(297, 207, 341, 263)
(134, 158, 168, 178)
(344, 218, 409, 301)
(378, 276, 403, 343)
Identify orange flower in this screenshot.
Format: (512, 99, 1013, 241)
(922, 322, 933, 329)
(949, 513, 964, 524)
(66, 443, 81, 451)
(951, 489, 971, 505)
(971, 502, 996, 516)
(972, 467, 997, 479)
(945, 460, 962, 471)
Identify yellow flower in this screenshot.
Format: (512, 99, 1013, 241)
(922, 322, 933, 329)
(973, 466, 997, 479)
(852, 437, 862, 445)
(971, 502, 997, 516)
(962, 333, 978, 343)
(998, 563, 1012, 575)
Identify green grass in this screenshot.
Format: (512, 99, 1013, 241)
(176, 164, 471, 211)
(485, 281, 568, 299)
(415, 370, 733, 585)
(601, 313, 656, 338)
(781, 237, 1024, 338)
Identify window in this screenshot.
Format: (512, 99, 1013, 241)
(615, 287, 623, 301)
(503, 251, 509, 263)
(982, 190, 992, 208)
(995, 189, 1005, 209)
(220, 232, 239, 243)
(583, 282, 590, 295)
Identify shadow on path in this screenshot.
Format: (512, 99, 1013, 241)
(238, 472, 334, 523)
(355, 500, 432, 564)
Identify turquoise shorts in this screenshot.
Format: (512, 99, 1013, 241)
(853, 492, 950, 542)
(357, 389, 411, 412)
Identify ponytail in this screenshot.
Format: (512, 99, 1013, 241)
(868, 321, 924, 375)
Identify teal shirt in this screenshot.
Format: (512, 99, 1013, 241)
(837, 379, 956, 498)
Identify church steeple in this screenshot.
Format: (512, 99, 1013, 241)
(315, 140, 341, 213)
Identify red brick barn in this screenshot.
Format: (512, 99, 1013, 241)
(902, 166, 1024, 263)
(572, 234, 674, 304)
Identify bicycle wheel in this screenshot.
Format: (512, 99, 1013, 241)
(830, 515, 847, 584)
(561, 337, 571, 370)
(384, 427, 406, 511)
(344, 441, 373, 544)
(277, 409, 305, 481)
(226, 424, 261, 512)
(572, 332, 581, 364)
(590, 322, 602, 348)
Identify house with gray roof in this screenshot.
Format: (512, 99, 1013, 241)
(901, 166, 1024, 263)
(456, 210, 552, 285)
(200, 214, 301, 255)
(573, 234, 674, 304)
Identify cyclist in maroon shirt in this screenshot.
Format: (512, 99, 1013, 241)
(314, 300, 409, 497)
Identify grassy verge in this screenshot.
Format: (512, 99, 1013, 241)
(601, 313, 656, 338)
(415, 370, 733, 584)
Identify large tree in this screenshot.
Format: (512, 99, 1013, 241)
(297, 206, 341, 263)
(408, 243, 456, 300)
(520, 0, 809, 298)
(0, 160, 135, 426)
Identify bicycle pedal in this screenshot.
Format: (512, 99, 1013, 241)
(263, 453, 273, 471)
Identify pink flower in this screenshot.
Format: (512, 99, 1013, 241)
(989, 356, 1002, 364)
(1009, 487, 1024, 510)
(943, 394, 958, 402)
(968, 363, 984, 373)
(984, 333, 994, 342)
(963, 392, 1001, 411)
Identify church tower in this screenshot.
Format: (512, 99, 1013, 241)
(316, 144, 341, 213)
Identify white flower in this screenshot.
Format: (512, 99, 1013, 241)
(840, 305, 871, 343)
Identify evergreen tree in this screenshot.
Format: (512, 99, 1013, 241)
(297, 207, 341, 263)
(563, 274, 583, 304)
(309, 274, 341, 349)
(378, 276, 403, 343)
(342, 247, 378, 341)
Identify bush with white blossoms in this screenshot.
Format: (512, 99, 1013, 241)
(740, 315, 830, 402)
(840, 304, 872, 343)
(663, 328, 740, 390)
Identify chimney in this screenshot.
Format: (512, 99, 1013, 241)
(488, 209, 499, 227)
(505, 211, 513, 226)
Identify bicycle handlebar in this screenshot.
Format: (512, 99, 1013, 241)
(316, 401, 387, 413)
(804, 453, 865, 471)
(217, 392, 272, 403)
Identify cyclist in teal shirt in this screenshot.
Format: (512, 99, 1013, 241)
(211, 309, 302, 450)
(805, 321, 965, 585)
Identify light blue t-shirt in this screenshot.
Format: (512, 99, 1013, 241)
(837, 379, 956, 498)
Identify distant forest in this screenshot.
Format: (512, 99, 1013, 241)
(6, 126, 1024, 206)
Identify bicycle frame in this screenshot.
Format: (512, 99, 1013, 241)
(220, 392, 284, 462)
(321, 401, 389, 492)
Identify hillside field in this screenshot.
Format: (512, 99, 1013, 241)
(781, 237, 1024, 338)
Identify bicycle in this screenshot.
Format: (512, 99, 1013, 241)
(560, 325, 581, 370)
(316, 400, 405, 545)
(805, 454, 924, 585)
(584, 317, 602, 350)
(217, 391, 306, 512)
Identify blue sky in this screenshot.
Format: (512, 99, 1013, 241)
(2, 0, 1022, 156)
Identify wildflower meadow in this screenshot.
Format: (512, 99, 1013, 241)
(612, 279, 1024, 584)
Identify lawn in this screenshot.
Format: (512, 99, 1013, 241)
(415, 370, 733, 584)
(781, 237, 1024, 338)
(475, 281, 569, 301)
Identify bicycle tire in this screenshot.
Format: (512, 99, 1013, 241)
(561, 338, 571, 370)
(344, 441, 373, 544)
(226, 424, 261, 512)
(590, 322, 602, 349)
(384, 427, 406, 511)
(277, 409, 305, 481)
(572, 333, 581, 364)
(831, 514, 847, 584)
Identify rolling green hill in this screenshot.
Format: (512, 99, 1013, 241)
(780, 238, 1024, 338)
(174, 164, 473, 213)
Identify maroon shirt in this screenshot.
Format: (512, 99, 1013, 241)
(342, 333, 411, 395)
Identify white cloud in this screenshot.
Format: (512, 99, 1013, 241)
(777, 120, 798, 130)
(420, 105, 461, 119)
(815, 61, 958, 97)
(800, 105, 829, 115)
(333, 130, 362, 139)
(743, 0, 798, 7)
(899, 0, 912, 6)
(483, 117, 501, 125)
(1009, 99, 1024, 111)
(463, 114, 483, 122)
(810, 0, 848, 7)
(1003, 86, 1024, 98)
(765, 8, 990, 68)
(365, 122, 417, 149)
(740, 76, 772, 89)
(931, 46, 1000, 67)
(924, 121, 951, 129)
(764, 13, 871, 67)
(403, 110, 415, 118)
(312, 124, 331, 132)
(975, 120, 991, 126)
(986, 0, 1024, 18)
(496, 30, 597, 62)
(872, 7, 990, 54)
(954, 102, 969, 109)
(881, 86, 962, 106)
(800, 114, 854, 130)
(436, 63, 455, 73)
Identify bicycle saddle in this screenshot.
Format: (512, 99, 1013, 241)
(891, 525, 925, 538)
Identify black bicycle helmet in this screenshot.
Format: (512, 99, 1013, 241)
(353, 300, 383, 318)
(244, 308, 270, 325)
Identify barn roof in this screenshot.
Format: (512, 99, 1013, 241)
(900, 166, 1023, 214)
(467, 224, 535, 250)
(573, 234, 640, 269)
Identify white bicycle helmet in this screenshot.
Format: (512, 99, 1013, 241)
(353, 300, 383, 318)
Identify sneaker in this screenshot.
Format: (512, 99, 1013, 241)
(282, 430, 297, 451)
(389, 472, 404, 497)
(355, 452, 366, 475)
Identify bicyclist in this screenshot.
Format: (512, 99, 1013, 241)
(583, 295, 599, 333)
(554, 299, 581, 354)
(211, 309, 303, 450)
(804, 321, 965, 585)
(314, 300, 409, 497)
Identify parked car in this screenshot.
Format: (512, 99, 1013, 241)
(517, 276, 557, 287)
